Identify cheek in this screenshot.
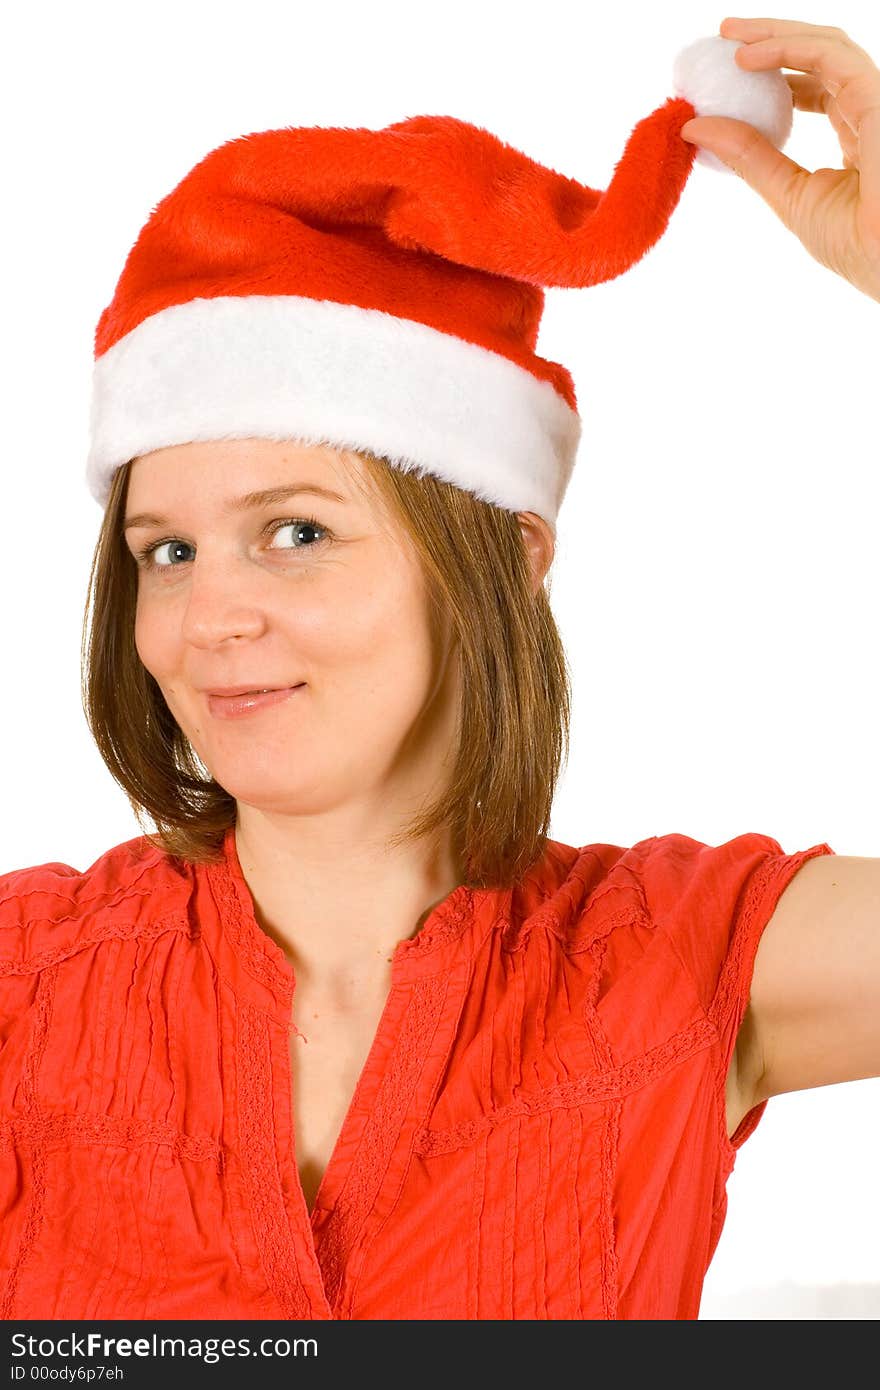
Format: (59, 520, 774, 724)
(133, 601, 192, 711)
(133, 603, 168, 679)
(312, 575, 436, 692)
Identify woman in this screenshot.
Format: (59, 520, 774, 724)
(1, 17, 878, 1321)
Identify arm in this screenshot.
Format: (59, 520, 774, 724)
(743, 854, 880, 1104)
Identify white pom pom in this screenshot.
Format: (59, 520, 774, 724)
(672, 34, 793, 174)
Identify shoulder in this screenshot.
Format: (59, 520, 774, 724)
(518, 835, 653, 941)
(496, 833, 771, 1098)
(522, 832, 725, 954)
(537, 828, 817, 1015)
(0, 835, 192, 970)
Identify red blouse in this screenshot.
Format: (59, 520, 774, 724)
(0, 824, 833, 1320)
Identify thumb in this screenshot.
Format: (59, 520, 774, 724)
(681, 115, 808, 231)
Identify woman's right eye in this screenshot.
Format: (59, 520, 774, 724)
(135, 538, 192, 568)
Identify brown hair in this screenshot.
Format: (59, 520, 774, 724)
(80, 450, 571, 889)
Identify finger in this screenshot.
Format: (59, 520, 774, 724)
(787, 72, 860, 160)
(821, 71, 880, 220)
(720, 18, 853, 42)
(862, 107, 880, 226)
(733, 33, 873, 100)
(682, 115, 810, 226)
(787, 72, 838, 113)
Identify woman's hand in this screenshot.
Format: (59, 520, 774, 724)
(680, 16, 880, 302)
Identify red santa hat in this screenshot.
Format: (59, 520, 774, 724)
(86, 35, 792, 528)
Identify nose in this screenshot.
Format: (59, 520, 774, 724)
(177, 555, 271, 647)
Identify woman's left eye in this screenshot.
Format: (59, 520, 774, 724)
(267, 517, 328, 551)
(135, 517, 329, 570)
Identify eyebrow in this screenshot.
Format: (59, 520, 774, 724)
(123, 483, 348, 532)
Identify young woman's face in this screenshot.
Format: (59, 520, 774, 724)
(123, 438, 459, 822)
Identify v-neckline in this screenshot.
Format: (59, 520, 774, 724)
(208, 824, 500, 1315)
(295, 972, 405, 1227)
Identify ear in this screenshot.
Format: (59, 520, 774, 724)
(517, 512, 556, 595)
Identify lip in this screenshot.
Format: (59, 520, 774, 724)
(206, 684, 305, 719)
(203, 684, 303, 697)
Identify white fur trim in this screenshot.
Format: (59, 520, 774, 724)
(672, 34, 793, 175)
(86, 294, 581, 526)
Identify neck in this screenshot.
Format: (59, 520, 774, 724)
(233, 814, 463, 992)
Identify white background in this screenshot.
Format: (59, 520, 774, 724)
(3, 0, 879, 1319)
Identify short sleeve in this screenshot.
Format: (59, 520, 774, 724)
(636, 830, 836, 1147)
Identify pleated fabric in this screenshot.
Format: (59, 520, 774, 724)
(0, 824, 834, 1320)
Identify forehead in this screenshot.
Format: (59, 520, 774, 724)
(123, 438, 375, 524)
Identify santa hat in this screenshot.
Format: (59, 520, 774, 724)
(86, 35, 792, 528)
